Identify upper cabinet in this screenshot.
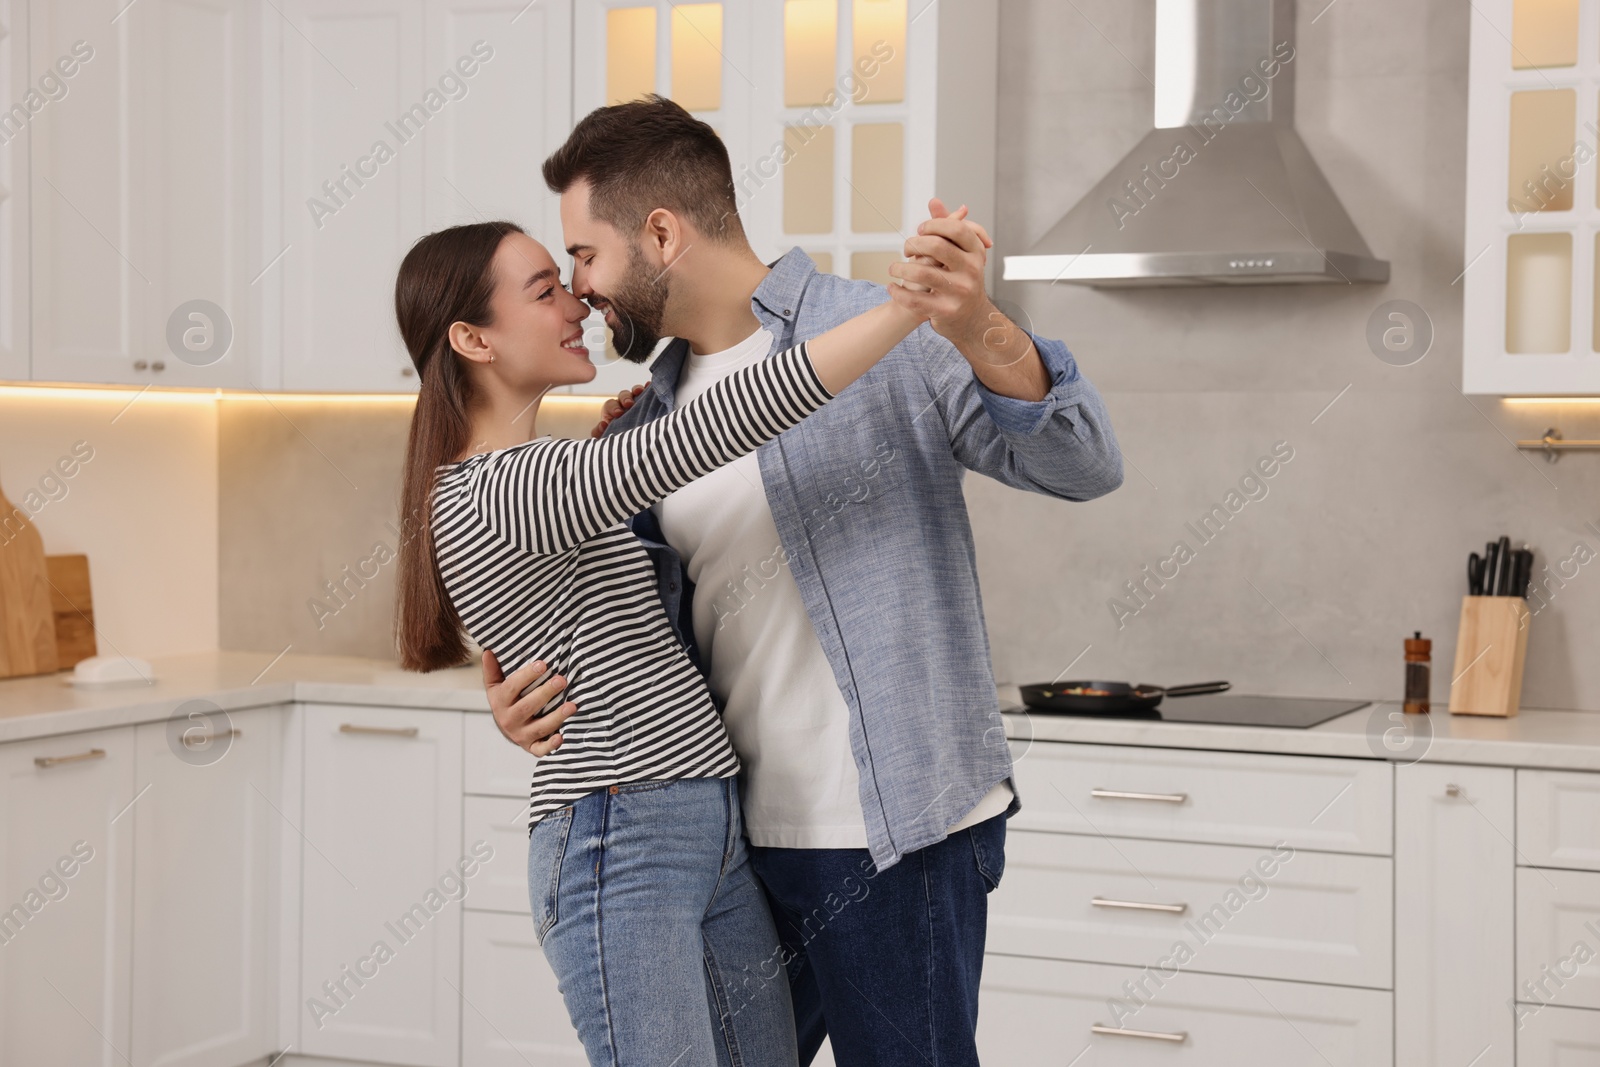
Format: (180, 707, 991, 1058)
(29, 0, 260, 388)
(7, 0, 993, 394)
(1465, 0, 1600, 394)
(576, 0, 997, 286)
(273, 0, 573, 393)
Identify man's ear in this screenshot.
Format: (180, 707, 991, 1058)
(643, 207, 686, 264)
(449, 320, 493, 365)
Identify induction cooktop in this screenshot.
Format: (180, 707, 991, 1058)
(1006, 693, 1371, 729)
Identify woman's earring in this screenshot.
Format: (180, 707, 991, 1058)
(489, 355, 495, 363)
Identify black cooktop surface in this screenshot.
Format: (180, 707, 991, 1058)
(1009, 693, 1371, 729)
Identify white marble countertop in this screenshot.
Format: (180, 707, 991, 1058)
(5, 653, 1600, 772)
(997, 684, 1600, 772)
(0, 650, 490, 744)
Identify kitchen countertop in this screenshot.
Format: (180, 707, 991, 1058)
(5, 652, 1600, 772)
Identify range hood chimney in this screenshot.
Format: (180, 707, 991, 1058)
(1003, 0, 1389, 287)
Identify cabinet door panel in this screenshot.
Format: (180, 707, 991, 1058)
(1517, 867, 1600, 1011)
(1519, 769, 1600, 872)
(990, 830, 1392, 989)
(278, 0, 425, 393)
(1517, 1003, 1600, 1064)
(1010, 741, 1393, 854)
(30, 0, 256, 387)
(299, 704, 462, 1066)
(130, 707, 284, 1067)
(1395, 763, 1515, 1067)
(0, 0, 28, 382)
(0, 728, 135, 1067)
(977, 955, 1392, 1066)
(461, 910, 585, 1066)
(462, 794, 532, 915)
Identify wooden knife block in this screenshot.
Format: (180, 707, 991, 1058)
(1448, 595, 1530, 717)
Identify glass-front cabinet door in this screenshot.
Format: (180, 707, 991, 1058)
(1465, 0, 1600, 393)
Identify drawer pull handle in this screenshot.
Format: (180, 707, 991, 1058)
(1091, 788, 1188, 804)
(182, 728, 241, 748)
(1092, 1024, 1188, 1043)
(339, 724, 420, 738)
(1092, 897, 1188, 914)
(1445, 783, 1461, 797)
(34, 748, 107, 769)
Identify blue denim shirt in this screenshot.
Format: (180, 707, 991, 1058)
(616, 248, 1123, 869)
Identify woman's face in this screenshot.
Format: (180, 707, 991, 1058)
(475, 232, 596, 391)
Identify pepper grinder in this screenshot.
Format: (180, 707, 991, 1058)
(1404, 631, 1431, 714)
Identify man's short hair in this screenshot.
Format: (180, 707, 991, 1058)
(543, 94, 744, 243)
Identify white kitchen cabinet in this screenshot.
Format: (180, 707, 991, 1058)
(298, 704, 463, 1066)
(1517, 1004, 1600, 1063)
(28, 0, 260, 388)
(989, 830, 1392, 989)
(1518, 768, 1600, 871)
(1462, 0, 1600, 393)
(1395, 762, 1515, 1067)
(1008, 740, 1393, 855)
(461, 910, 586, 1067)
(129, 706, 284, 1067)
(462, 794, 533, 915)
(0, 0, 29, 382)
(1517, 866, 1600, 1012)
(275, 0, 573, 393)
(0, 727, 135, 1067)
(463, 709, 537, 798)
(976, 954, 1392, 1066)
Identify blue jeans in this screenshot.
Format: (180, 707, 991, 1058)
(528, 776, 799, 1067)
(749, 813, 1007, 1067)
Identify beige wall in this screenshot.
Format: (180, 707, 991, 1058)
(216, 395, 611, 662)
(0, 389, 218, 660)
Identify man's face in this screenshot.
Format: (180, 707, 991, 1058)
(561, 180, 669, 364)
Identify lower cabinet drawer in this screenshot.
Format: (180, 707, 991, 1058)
(1518, 769, 1600, 872)
(463, 794, 535, 915)
(1010, 741, 1393, 854)
(1517, 867, 1600, 1011)
(465, 711, 539, 797)
(1517, 1004, 1600, 1064)
(989, 830, 1393, 989)
(462, 910, 587, 1066)
(978, 955, 1392, 1066)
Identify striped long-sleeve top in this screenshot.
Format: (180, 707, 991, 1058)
(430, 342, 834, 831)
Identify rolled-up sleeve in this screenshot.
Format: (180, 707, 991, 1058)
(923, 327, 1123, 502)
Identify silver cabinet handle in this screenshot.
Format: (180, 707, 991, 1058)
(340, 723, 419, 738)
(1092, 897, 1188, 914)
(1091, 788, 1188, 804)
(181, 728, 241, 748)
(35, 748, 107, 769)
(1092, 1024, 1188, 1043)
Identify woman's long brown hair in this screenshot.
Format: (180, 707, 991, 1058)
(393, 221, 523, 671)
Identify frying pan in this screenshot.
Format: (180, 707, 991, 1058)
(1019, 680, 1232, 715)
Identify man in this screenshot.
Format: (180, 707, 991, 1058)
(485, 96, 1122, 1065)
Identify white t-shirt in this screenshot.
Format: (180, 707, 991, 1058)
(654, 328, 1011, 848)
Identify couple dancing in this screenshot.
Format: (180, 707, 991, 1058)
(394, 95, 1122, 1067)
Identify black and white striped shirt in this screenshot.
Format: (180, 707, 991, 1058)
(430, 342, 833, 830)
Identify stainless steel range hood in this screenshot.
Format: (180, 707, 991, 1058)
(1003, 0, 1388, 288)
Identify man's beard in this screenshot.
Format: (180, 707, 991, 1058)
(602, 245, 669, 364)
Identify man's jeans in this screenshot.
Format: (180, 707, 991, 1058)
(530, 777, 799, 1067)
(749, 814, 1007, 1066)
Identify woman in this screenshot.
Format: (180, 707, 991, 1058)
(391, 219, 937, 1066)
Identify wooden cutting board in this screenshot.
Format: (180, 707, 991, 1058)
(45, 554, 96, 668)
(0, 481, 60, 678)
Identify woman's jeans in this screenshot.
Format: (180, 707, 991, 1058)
(529, 776, 798, 1067)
